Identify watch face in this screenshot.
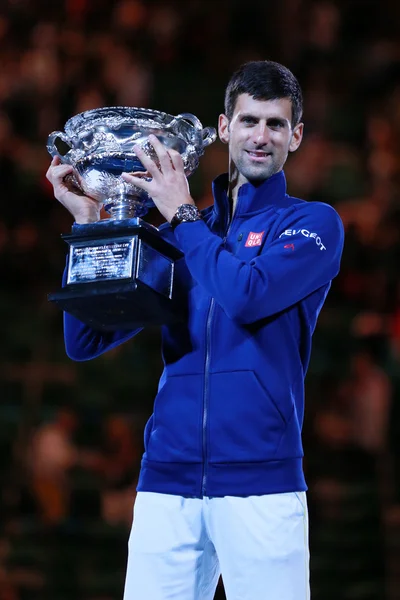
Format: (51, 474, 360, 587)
(177, 204, 200, 221)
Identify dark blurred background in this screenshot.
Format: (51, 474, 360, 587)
(1, 0, 400, 598)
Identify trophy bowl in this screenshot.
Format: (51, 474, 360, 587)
(47, 106, 217, 220)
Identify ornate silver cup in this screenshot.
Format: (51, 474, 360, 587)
(47, 107, 217, 331)
(47, 106, 216, 220)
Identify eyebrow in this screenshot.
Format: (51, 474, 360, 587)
(239, 114, 288, 126)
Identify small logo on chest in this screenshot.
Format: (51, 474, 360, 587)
(245, 231, 265, 247)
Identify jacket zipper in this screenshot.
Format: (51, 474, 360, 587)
(201, 205, 235, 496)
(201, 297, 215, 496)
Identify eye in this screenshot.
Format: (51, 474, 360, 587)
(268, 120, 285, 129)
(241, 116, 257, 125)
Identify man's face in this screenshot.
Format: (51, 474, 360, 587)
(218, 94, 303, 185)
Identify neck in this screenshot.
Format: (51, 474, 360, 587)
(229, 187, 238, 216)
(228, 170, 246, 216)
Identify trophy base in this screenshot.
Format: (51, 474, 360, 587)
(49, 279, 182, 331)
(49, 218, 183, 331)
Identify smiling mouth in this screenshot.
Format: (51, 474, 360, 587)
(246, 150, 271, 159)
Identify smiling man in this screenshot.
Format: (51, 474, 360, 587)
(47, 60, 344, 600)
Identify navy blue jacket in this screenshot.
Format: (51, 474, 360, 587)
(64, 170, 344, 497)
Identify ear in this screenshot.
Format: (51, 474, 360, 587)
(218, 114, 230, 144)
(289, 122, 304, 153)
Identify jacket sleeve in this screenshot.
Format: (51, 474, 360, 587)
(174, 202, 344, 324)
(63, 312, 141, 361)
(62, 267, 141, 361)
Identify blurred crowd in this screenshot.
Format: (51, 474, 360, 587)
(1, 0, 400, 598)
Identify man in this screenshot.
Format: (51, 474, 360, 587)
(46, 60, 344, 600)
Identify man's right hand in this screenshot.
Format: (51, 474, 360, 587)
(46, 156, 101, 224)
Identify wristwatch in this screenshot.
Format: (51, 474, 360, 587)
(170, 204, 203, 230)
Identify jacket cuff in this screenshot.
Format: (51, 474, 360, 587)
(173, 218, 211, 250)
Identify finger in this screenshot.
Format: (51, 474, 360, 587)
(148, 134, 172, 173)
(47, 163, 74, 183)
(121, 172, 152, 192)
(133, 144, 160, 178)
(129, 170, 151, 178)
(46, 156, 61, 179)
(55, 165, 74, 180)
(169, 149, 185, 172)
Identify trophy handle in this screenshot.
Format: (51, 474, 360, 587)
(173, 113, 202, 130)
(172, 113, 217, 149)
(47, 131, 74, 164)
(200, 126, 217, 148)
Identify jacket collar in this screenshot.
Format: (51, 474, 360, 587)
(211, 170, 288, 221)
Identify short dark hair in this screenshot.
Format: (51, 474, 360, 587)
(224, 60, 303, 128)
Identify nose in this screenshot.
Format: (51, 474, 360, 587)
(252, 122, 269, 146)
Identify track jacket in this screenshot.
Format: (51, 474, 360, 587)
(64, 170, 344, 497)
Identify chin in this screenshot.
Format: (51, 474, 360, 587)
(244, 166, 277, 183)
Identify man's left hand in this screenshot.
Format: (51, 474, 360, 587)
(121, 134, 195, 222)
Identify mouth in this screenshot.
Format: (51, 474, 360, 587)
(245, 150, 271, 162)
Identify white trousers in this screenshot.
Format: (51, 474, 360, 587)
(123, 491, 310, 600)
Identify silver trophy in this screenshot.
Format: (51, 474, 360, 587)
(47, 107, 217, 331)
